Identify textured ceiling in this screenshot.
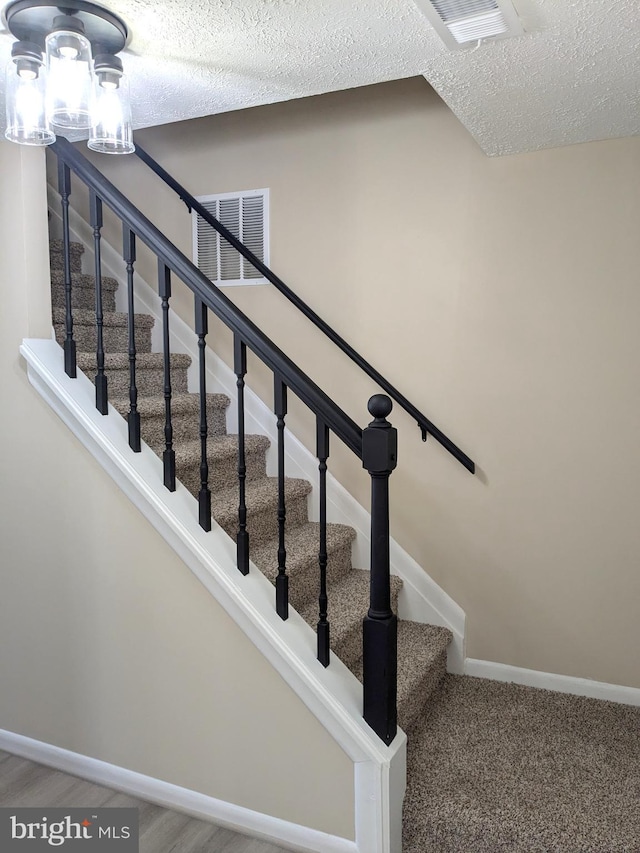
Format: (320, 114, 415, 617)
(1, 0, 639, 156)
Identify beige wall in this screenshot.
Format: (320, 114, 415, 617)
(75, 77, 640, 689)
(0, 141, 354, 839)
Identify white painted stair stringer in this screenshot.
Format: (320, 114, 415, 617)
(20, 336, 406, 853)
(47, 186, 466, 673)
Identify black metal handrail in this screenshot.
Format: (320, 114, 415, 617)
(52, 137, 362, 458)
(133, 141, 475, 475)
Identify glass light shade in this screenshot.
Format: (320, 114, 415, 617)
(5, 56, 55, 146)
(88, 72, 134, 154)
(45, 26, 94, 129)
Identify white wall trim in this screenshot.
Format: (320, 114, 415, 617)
(20, 336, 405, 853)
(464, 659, 640, 707)
(0, 729, 357, 853)
(46, 183, 466, 674)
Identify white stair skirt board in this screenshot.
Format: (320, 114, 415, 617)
(464, 659, 640, 707)
(47, 185, 467, 675)
(0, 729, 357, 853)
(20, 337, 406, 853)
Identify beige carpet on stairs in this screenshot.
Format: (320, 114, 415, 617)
(48, 238, 451, 736)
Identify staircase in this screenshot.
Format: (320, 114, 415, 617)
(48, 236, 452, 736)
(34, 161, 640, 853)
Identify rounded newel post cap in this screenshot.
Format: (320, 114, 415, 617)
(368, 394, 393, 419)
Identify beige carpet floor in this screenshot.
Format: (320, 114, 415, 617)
(403, 674, 640, 853)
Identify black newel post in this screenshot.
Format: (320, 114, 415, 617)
(362, 394, 398, 744)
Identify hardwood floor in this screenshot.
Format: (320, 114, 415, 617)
(0, 751, 290, 852)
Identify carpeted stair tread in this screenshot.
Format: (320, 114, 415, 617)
(52, 307, 154, 329)
(53, 307, 154, 354)
(49, 239, 84, 273)
(252, 521, 357, 611)
(76, 352, 191, 397)
(77, 351, 191, 370)
(110, 393, 229, 419)
(49, 238, 84, 255)
(351, 620, 451, 731)
(214, 476, 311, 519)
(50, 270, 118, 312)
(212, 475, 312, 545)
(50, 269, 118, 292)
(51, 278, 117, 312)
(173, 434, 270, 468)
(301, 569, 402, 668)
(110, 393, 229, 444)
(402, 675, 640, 853)
(171, 434, 270, 493)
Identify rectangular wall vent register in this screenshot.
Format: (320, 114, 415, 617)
(193, 189, 269, 287)
(413, 0, 523, 49)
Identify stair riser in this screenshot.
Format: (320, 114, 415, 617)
(112, 405, 228, 445)
(54, 322, 153, 355)
(174, 446, 267, 495)
(51, 283, 117, 314)
(101, 367, 190, 398)
(217, 493, 310, 550)
(399, 649, 448, 732)
(286, 542, 354, 613)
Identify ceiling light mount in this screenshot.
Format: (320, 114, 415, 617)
(4, 0, 128, 55)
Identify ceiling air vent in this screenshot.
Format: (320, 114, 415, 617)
(414, 0, 523, 50)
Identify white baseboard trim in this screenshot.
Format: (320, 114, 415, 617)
(464, 659, 640, 707)
(46, 184, 466, 674)
(0, 729, 357, 853)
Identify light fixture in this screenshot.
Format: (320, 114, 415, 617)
(3, 0, 134, 153)
(45, 15, 94, 129)
(4, 39, 54, 144)
(89, 53, 134, 153)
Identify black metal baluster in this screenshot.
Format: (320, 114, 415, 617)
(317, 419, 330, 667)
(274, 377, 288, 619)
(195, 297, 211, 530)
(90, 191, 108, 414)
(57, 160, 76, 378)
(123, 226, 140, 452)
(234, 334, 250, 575)
(362, 395, 398, 745)
(158, 261, 175, 491)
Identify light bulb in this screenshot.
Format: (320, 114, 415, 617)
(18, 67, 37, 80)
(59, 45, 79, 60)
